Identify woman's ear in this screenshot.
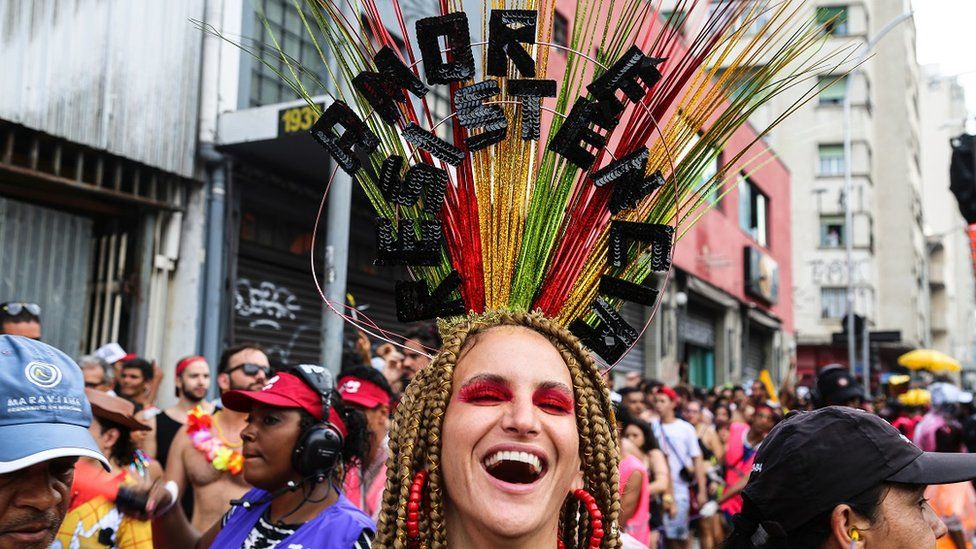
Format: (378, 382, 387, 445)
(830, 504, 868, 548)
(571, 468, 584, 492)
(102, 427, 121, 450)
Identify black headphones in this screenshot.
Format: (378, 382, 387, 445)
(289, 364, 345, 480)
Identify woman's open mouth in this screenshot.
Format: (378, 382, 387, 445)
(482, 450, 547, 484)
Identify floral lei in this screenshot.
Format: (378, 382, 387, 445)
(187, 405, 244, 475)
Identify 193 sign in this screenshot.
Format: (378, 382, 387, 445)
(278, 103, 324, 136)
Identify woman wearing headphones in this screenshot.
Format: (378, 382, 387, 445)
(135, 365, 374, 548)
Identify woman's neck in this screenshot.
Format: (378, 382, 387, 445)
(445, 503, 560, 548)
(267, 479, 338, 525)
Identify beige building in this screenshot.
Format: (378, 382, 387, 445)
(919, 64, 974, 369)
(663, 0, 928, 379)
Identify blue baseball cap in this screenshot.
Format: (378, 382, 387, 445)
(0, 335, 110, 473)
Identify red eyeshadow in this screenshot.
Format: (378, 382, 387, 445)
(457, 379, 512, 404)
(533, 387, 574, 415)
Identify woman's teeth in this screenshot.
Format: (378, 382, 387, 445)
(483, 450, 542, 474)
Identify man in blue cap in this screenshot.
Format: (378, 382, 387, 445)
(0, 335, 110, 549)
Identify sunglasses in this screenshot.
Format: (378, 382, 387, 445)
(225, 363, 271, 377)
(2, 302, 41, 316)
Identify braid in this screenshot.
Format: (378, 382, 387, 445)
(375, 311, 621, 548)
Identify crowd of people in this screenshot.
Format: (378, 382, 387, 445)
(4, 297, 976, 549)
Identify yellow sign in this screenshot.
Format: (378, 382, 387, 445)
(278, 103, 323, 136)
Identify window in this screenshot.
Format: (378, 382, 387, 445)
(817, 75, 846, 105)
(818, 144, 845, 176)
(250, 0, 328, 107)
(738, 175, 768, 246)
(816, 6, 848, 36)
(819, 215, 845, 247)
(680, 133, 721, 207)
(821, 287, 847, 319)
(553, 11, 569, 55)
(713, 66, 763, 106)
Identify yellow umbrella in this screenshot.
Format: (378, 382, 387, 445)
(898, 349, 962, 372)
(898, 388, 931, 407)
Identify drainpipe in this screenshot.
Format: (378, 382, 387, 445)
(199, 144, 226, 388)
(197, 0, 227, 393)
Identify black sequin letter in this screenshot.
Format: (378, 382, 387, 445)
(402, 123, 466, 166)
(591, 147, 665, 214)
(548, 98, 610, 170)
(352, 46, 429, 125)
(509, 79, 556, 141)
(455, 80, 508, 151)
(587, 46, 665, 127)
(487, 10, 537, 77)
(395, 270, 466, 322)
(608, 221, 674, 271)
(379, 156, 448, 214)
(416, 13, 475, 84)
(569, 298, 640, 364)
(375, 218, 443, 266)
(309, 101, 379, 175)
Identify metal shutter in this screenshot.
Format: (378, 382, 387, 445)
(233, 254, 323, 368)
(0, 197, 92, 355)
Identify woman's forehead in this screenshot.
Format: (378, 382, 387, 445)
(457, 327, 569, 375)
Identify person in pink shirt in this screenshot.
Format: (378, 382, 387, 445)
(339, 366, 394, 519)
(617, 411, 651, 545)
(718, 404, 780, 517)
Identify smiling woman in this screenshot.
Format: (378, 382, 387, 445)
(375, 312, 621, 548)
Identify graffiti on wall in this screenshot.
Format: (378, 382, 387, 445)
(234, 279, 301, 330)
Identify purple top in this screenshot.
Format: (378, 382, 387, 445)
(212, 488, 374, 549)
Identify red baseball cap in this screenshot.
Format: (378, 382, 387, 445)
(659, 385, 678, 402)
(222, 372, 347, 437)
(338, 375, 391, 409)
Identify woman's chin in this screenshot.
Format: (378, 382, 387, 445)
(454, 507, 555, 542)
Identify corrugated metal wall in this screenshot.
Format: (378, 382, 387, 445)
(0, 0, 204, 178)
(0, 197, 93, 356)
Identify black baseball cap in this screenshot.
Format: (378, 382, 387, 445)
(815, 364, 862, 406)
(742, 406, 976, 533)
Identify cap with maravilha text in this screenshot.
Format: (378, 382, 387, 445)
(0, 335, 110, 473)
(741, 406, 976, 533)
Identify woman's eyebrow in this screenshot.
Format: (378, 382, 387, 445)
(535, 381, 573, 395)
(459, 373, 508, 388)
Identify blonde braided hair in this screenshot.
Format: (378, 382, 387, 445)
(375, 311, 621, 548)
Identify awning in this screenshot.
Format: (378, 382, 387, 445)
(216, 96, 332, 183)
(685, 275, 739, 309)
(748, 306, 782, 331)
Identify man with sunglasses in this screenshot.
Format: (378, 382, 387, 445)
(0, 302, 41, 340)
(161, 344, 270, 533)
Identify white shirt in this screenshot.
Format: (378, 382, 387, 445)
(653, 418, 701, 489)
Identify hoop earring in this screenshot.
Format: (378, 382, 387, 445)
(406, 471, 428, 547)
(557, 488, 604, 549)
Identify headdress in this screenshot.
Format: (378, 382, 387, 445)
(229, 0, 849, 369)
(229, 0, 850, 545)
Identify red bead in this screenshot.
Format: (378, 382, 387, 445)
(408, 501, 420, 511)
(591, 519, 602, 530)
(408, 511, 419, 521)
(592, 528, 604, 538)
